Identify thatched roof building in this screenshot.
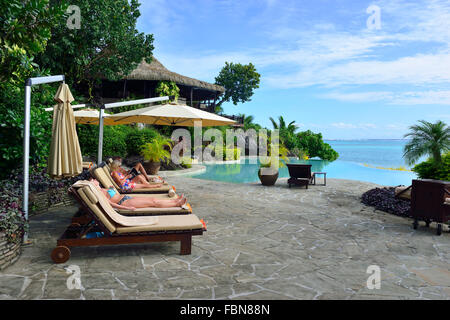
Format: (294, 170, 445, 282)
(101, 57, 225, 111)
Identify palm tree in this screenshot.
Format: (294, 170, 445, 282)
(238, 113, 261, 130)
(269, 116, 299, 149)
(403, 120, 450, 166)
(269, 116, 298, 133)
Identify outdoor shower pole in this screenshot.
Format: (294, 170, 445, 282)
(23, 84, 31, 243)
(23, 75, 65, 244)
(97, 106, 105, 164)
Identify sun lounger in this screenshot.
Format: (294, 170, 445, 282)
(411, 179, 450, 235)
(70, 180, 191, 223)
(92, 167, 174, 194)
(286, 164, 317, 189)
(51, 182, 205, 263)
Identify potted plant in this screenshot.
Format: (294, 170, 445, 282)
(140, 134, 173, 175)
(258, 135, 289, 186)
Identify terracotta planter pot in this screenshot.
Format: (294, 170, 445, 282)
(258, 167, 279, 186)
(143, 161, 161, 175)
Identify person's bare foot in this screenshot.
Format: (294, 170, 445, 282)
(177, 194, 187, 206)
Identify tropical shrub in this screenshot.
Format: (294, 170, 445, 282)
(403, 120, 450, 166)
(180, 157, 192, 168)
(0, 78, 56, 178)
(224, 147, 241, 161)
(155, 81, 180, 103)
(412, 152, 450, 181)
(77, 124, 134, 157)
(140, 134, 173, 163)
(125, 127, 159, 155)
(296, 130, 339, 161)
(0, 191, 26, 244)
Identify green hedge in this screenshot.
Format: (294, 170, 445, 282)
(77, 125, 159, 158)
(413, 153, 450, 181)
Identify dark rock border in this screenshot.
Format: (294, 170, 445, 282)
(361, 187, 411, 218)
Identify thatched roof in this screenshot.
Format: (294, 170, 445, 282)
(125, 57, 225, 93)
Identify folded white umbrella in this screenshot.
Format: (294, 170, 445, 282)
(108, 103, 236, 127)
(47, 83, 83, 179)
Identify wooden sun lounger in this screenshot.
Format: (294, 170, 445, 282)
(92, 167, 173, 194)
(70, 185, 192, 226)
(286, 164, 317, 189)
(51, 184, 205, 263)
(410, 179, 450, 235)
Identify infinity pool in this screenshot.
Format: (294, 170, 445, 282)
(187, 158, 417, 186)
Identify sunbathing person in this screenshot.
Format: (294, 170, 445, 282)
(110, 160, 163, 191)
(91, 179, 186, 210)
(111, 157, 164, 183)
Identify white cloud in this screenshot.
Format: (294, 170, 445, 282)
(322, 90, 450, 105)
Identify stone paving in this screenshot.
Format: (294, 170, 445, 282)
(1, 176, 449, 300)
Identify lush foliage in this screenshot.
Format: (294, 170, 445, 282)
(77, 124, 133, 157)
(0, 80, 57, 178)
(0, 0, 68, 84)
(259, 131, 289, 169)
(268, 116, 338, 161)
(124, 127, 159, 155)
(140, 134, 173, 163)
(0, 1, 69, 179)
(412, 152, 450, 181)
(215, 62, 261, 111)
(403, 120, 450, 166)
(238, 114, 262, 131)
(180, 157, 192, 168)
(296, 130, 339, 161)
(155, 81, 180, 103)
(77, 124, 161, 158)
(38, 0, 154, 95)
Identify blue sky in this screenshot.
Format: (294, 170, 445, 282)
(136, 0, 450, 139)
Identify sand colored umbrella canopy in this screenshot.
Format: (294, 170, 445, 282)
(47, 83, 83, 179)
(73, 108, 118, 125)
(109, 103, 236, 127)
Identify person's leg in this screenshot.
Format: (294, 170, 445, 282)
(124, 195, 186, 208)
(134, 162, 150, 181)
(131, 175, 149, 185)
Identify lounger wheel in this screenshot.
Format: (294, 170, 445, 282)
(51, 246, 71, 263)
(437, 224, 442, 236)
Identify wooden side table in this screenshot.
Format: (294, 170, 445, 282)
(313, 172, 326, 186)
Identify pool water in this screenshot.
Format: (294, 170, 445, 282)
(187, 157, 417, 186)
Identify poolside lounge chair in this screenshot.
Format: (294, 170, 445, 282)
(92, 167, 173, 194)
(70, 180, 191, 222)
(286, 164, 317, 189)
(51, 181, 205, 263)
(410, 179, 450, 235)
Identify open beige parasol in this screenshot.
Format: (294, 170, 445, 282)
(47, 83, 83, 179)
(73, 108, 118, 125)
(108, 102, 236, 127)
